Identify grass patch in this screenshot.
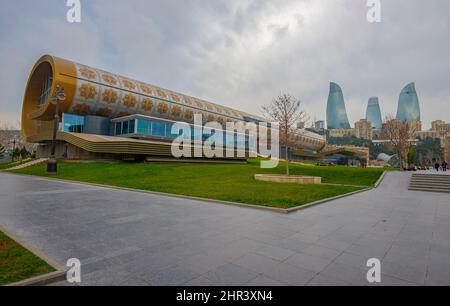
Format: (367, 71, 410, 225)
(0, 160, 29, 170)
(0, 231, 55, 285)
(0, 162, 15, 170)
(10, 159, 390, 209)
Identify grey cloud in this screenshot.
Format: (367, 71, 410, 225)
(0, 0, 449, 129)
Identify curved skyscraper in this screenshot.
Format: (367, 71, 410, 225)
(396, 82, 421, 121)
(366, 97, 382, 129)
(326, 82, 351, 129)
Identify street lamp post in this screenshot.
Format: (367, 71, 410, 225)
(8, 137, 21, 162)
(47, 86, 66, 174)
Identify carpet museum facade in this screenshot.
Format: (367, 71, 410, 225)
(21, 55, 326, 161)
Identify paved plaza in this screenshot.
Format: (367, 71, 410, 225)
(0, 171, 449, 286)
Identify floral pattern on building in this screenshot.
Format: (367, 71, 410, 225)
(79, 83, 97, 100)
(141, 98, 154, 112)
(195, 100, 204, 108)
(79, 67, 96, 79)
(96, 108, 113, 117)
(157, 102, 169, 114)
(140, 84, 153, 95)
(117, 112, 131, 118)
(123, 94, 137, 108)
(122, 79, 136, 90)
(102, 89, 118, 104)
(217, 117, 226, 126)
(184, 97, 193, 105)
(170, 94, 181, 102)
(72, 103, 91, 115)
(184, 109, 193, 120)
(156, 89, 167, 99)
(171, 105, 182, 118)
(102, 74, 117, 85)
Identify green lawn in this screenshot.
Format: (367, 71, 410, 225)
(0, 231, 55, 285)
(0, 160, 28, 170)
(10, 159, 390, 209)
(0, 162, 14, 170)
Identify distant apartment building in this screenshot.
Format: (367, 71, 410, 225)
(315, 120, 325, 130)
(416, 120, 450, 148)
(432, 120, 450, 134)
(445, 136, 450, 163)
(409, 119, 422, 133)
(355, 119, 373, 140)
(329, 129, 355, 138)
(297, 122, 306, 129)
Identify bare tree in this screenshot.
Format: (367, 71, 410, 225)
(384, 116, 418, 169)
(262, 93, 307, 176)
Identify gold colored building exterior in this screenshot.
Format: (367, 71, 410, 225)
(355, 119, 373, 140)
(22, 55, 326, 160)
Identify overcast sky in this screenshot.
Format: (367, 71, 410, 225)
(1, 0, 449, 129)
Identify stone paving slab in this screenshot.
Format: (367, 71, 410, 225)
(1, 171, 450, 286)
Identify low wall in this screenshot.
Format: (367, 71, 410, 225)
(254, 174, 321, 184)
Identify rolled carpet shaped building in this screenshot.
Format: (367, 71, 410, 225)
(21, 55, 325, 160)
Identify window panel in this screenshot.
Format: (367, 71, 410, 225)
(137, 120, 149, 135)
(122, 120, 129, 134)
(129, 120, 135, 134)
(151, 121, 166, 137)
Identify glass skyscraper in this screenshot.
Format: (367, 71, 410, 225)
(326, 82, 351, 129)
(396, 82, 421, 121)
(366, 97, 382, 129)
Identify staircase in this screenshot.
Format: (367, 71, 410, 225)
(409, 173, 450, 193)
(5, 158, 49, 171)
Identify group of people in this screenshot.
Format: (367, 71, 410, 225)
(435, 161, 448, 172)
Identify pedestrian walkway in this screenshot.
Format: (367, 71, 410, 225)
(0, 171, 449, 286)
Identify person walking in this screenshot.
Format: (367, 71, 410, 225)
(443, 161, 448, 172)
(435, 162, 440, 172)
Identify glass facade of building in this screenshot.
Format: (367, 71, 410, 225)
(326, 82, 351, 130)
(396, 82, 421, 122)
(366, 97, 382, 129)
(62, 113, 85, 133)
(115, 119, 135, 135)
(114, 116, 254, 151)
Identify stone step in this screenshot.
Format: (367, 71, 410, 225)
(411, 176, 450, 179)
(409, 179, 450, 183)
(409, 187, 450, 193)
(409, 182, 450, 187)
(412, 175, 450, 179)
(409, 184, 450, 190)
